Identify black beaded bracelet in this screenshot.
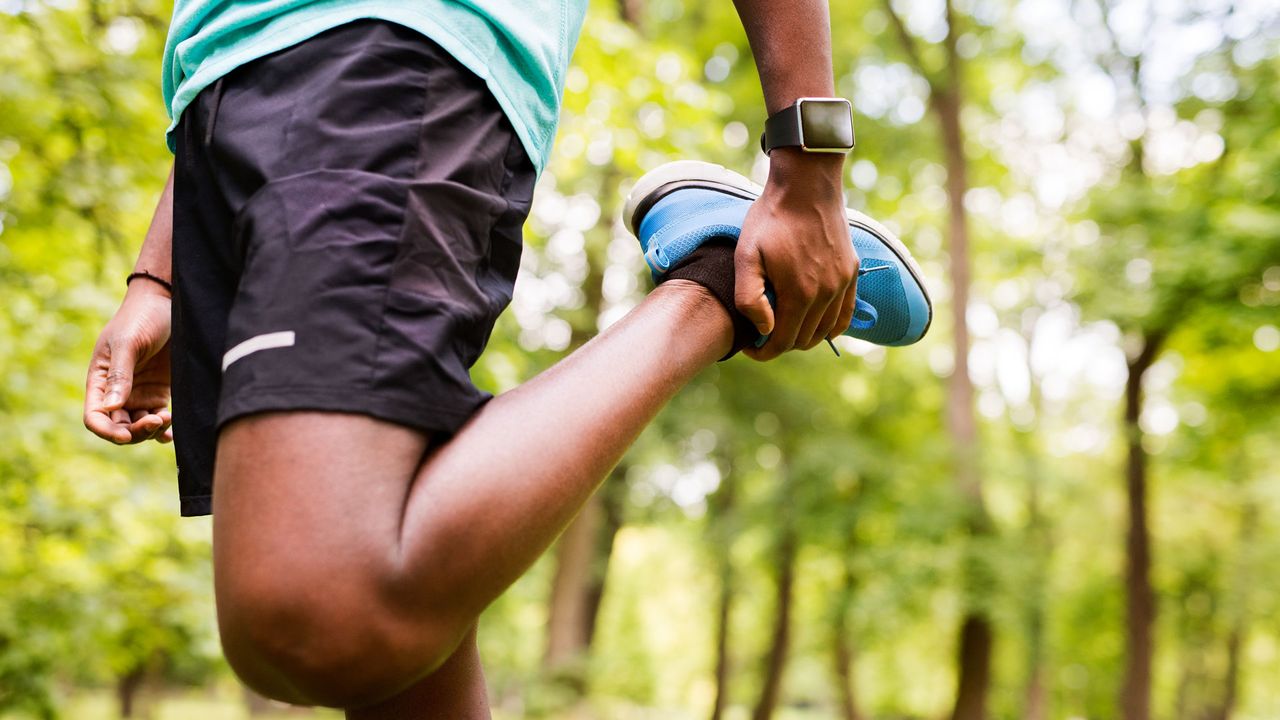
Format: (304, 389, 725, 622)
(126, 271, 173, 294)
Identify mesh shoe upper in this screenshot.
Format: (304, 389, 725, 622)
(635, 185, 930, 347)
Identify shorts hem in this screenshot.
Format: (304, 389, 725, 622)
(180, 495, 213, 517)
(216, 386, 488, 438)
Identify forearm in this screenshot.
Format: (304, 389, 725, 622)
(729, 1, 857, 357)
(733, 0, 836, 112)
(131, 163, 175, 290)
(732, 0, 844, 185)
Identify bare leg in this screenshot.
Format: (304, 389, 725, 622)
(344, 626, 489, 720)
(212, 280, 732, 709)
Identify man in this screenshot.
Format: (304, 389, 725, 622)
(83, 1, 928, 716)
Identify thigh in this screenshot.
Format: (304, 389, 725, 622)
(211, 411, 486, 709)
(212, 411, 428, 587)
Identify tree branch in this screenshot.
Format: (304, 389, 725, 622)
(880, 0, 932, 86)
(1087, 0, 1143, 105)
(942, 0, 961, 90)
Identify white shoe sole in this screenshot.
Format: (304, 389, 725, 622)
(623, 160, 928, 291)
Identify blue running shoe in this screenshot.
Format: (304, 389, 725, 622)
(624, 160, 932, 347)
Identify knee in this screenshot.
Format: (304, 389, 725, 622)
(215, 562, 461, 708)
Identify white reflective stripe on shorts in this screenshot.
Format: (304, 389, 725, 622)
(222, 331, 296, 372)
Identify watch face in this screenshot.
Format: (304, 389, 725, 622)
(799, 99, 855, 151)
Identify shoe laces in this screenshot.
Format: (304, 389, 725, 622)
(848, 265, 890, 331)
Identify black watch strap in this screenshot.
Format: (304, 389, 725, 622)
(761, 108, 803, 154)
(760, 98, 855, 155)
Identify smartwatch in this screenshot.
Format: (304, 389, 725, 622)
(760, 97, 855, 155)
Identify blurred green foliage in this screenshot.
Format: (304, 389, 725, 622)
(1, 0, 1278, 719)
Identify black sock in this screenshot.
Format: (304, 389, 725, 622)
(658, 239, 759, 360)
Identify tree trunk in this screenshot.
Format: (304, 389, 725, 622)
(581, 478, 625, 648)
(569, 0, 641, 636)
(1212, 627, 1243, 720)
(932, 7, 994, 718)
(708, 466, 738, 720)
(882, 0, 996, 714)
(1120, 334, 1163, 720)
(939, 80, 993, 720)
(935, 54, 978, 511)
(752, 527, 797, 720)
(1016, 379, 1050, 720)
(833, 601, 862, 720)
(1022, 515, 1049, 720)
(543, 160, 623, 681)
(545, 492, 606, 672)
(117, 667, 144, 719)
(544, 462, 627, 679)
(1022, 566, 1049, 720)
(833, 628, 860, 720)
(1024, 663, 1048, 720)
(709, 557, 734, 720)
(952, 615, 994, 720)
(1209, 498, 1256, 720)
(832, 528, 863, 720)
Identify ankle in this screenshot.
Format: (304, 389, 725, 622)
(657, 241, 761, 359)
(653, 278, 722, 315)
(650, 280, 735, 355)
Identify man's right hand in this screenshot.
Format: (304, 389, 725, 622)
(734, 150, 857, 360)
(729, 0, 856, 359)
(83, 282, 174, 445)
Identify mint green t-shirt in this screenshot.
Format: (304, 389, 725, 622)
(162, 0, 588, 174)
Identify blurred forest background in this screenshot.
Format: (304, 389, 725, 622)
(2, 0, 1279, 718)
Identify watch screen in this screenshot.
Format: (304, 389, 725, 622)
(800, 100, 855, 151)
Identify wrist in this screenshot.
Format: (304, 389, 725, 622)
(765, 148, 845, 200)
(125, 271, 173, 300)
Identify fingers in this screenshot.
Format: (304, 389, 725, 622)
(733, 242, 775, 338)
(84, 401, 171, 445)
(828, 281, 858, 341)
(805, 272, 859, 348)
(84, 303, 175, 445)
(129, 415, 164, 442)
(85, 343, 131, 443)
(83, 336, 170, 444)
(793, 300, 829, 351)
(123, 408, 171, 444)
(750, 275, 855, 357)
(746, 294, 809, 361)
(151, 410, 174, 444)
(806, 295, 846, 349)
(83, 409, 160, 445)
(791, 282, 848, 351)
(102, 339, 137, 411)
(84, 407, 133, 444)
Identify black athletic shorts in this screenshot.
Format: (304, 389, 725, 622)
(170, 20, 535, 516)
